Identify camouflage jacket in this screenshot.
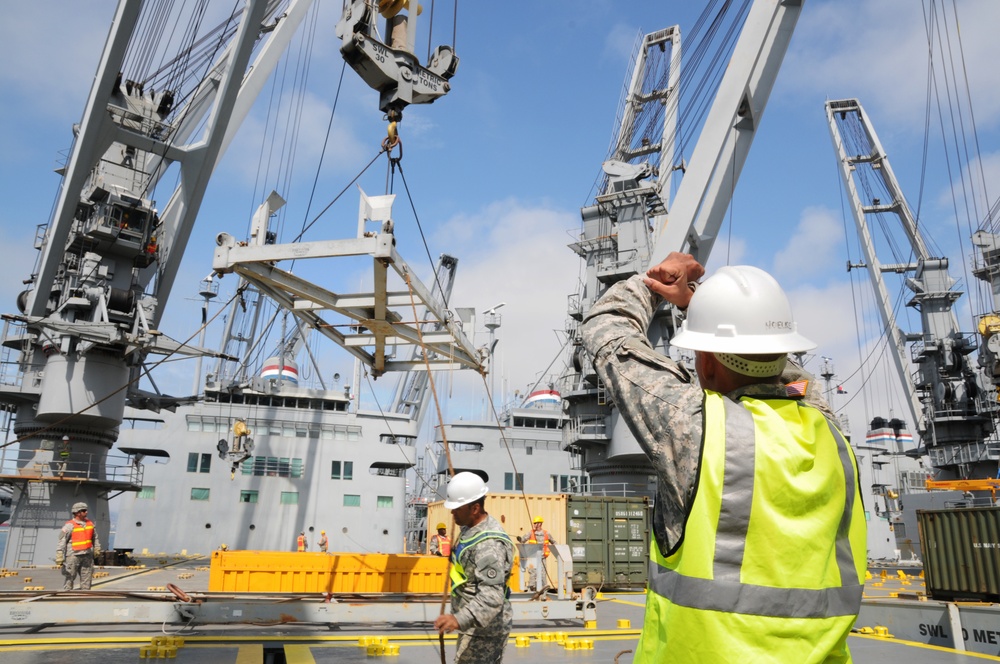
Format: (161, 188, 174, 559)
(580, 274, 839, 555)
(451, 514, 514, 636)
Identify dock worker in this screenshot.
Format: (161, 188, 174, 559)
(429, 522, 450, 557)
(296, 531, 308, 552)
(55, 502, 102, 590)
(433, 472, 514, 663)
(526, 516, 554, 558)
(580, 253, 866, 663)
(318, 530, 329, 553)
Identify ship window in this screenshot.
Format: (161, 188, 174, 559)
(344, 494, 361, 507)
(331, 460, 354, 480)
(280, 491, 298, 505)
(295, 428, 307, 438)
(138, 486, 155, 499)
(187, 420, 201, 432)
(551, 475, 573, 492)
(308, 429, 320, 439)
(269, 425, 282, 436)
(191, 488, 210, 501)
(244, 455, 305, 478)
(504, 473, 524, 491)
(282, 425, 296, 437)
(377, 496, 394, 508)
(321, 429, 334, 440)
(187, 453, 211, 473)
(240, 490, 258, 503)
(526, 447, 533, 455)
(348, 428, 360, 442)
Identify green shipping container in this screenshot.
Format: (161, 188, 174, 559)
(566, 495, 649, 590)
(918, 506, 1000, 602)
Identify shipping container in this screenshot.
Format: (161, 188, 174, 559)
(566, 495, 649, 590)
(428, 493, 650, 591)
(917, 506, 1000, 602)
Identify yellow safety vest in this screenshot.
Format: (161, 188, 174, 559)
(636, 392, 866, 663)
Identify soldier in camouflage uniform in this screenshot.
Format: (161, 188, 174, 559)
(580, 252, 865, 662)
(434, 472, 513, 664)
(55, 501, 102, 590)
(580, 252, 839, 557)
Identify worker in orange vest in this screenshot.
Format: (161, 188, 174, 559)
(55, 502, 102, 590)
(296, 531, 308, 552)
(527, 516, 554, 558)
(429, 522, 451, 556)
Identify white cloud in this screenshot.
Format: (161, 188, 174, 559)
(434, 200, 580, 413)
(772, 207, 844, 281)
(787, 0, 1000, 133)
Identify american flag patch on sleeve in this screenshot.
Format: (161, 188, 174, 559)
(785, 380, 808, 398)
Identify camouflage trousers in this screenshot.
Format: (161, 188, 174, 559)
(454, 631, 509, 664)
(63, 551, 95, 590)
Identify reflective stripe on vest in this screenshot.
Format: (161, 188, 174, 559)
(69, 519, 95, 551)
(296, 535, 305, 551)
(449, 529, 511, 597)
(436, 534, 451, 557)
(527, 529, 550, 557)
(638, 393, 866, 662)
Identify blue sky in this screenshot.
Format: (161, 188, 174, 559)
(1, 1, 999, 438)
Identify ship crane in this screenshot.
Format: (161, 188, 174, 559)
(826, 98, 999, 482)
(0, 0, 473, 568)
(563, 1, 804, 496)
(0, 0, 323, 568)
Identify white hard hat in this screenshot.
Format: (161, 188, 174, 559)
(670, 265, 815, 354)
(72, 502, 88, 513)
(443, 472, 488, 509)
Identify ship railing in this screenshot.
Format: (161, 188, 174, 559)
(0, 451, 142, 488)
(0, 319, 38, 388)
(562, 415, 608, 447)
(585, 481, 647, 497)
(928, 440, 1000, 467)
(107, 103, 175, 143)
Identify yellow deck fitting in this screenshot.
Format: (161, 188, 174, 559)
(584, 619, 597, 629)
(23, 577, 31, 583)
(366, 643, 386, 656)
(617, 619, 631, 629)
(515, 636, 531, 648)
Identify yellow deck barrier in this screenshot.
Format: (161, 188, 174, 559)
(209, 550, 455, 593)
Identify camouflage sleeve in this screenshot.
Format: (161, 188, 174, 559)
(580, 274, 705, 550)
(428, 536, 439, 556)
(454, 539, 511, 631)
(782, 358, 843, 429)
(56, 523, 71, 558)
